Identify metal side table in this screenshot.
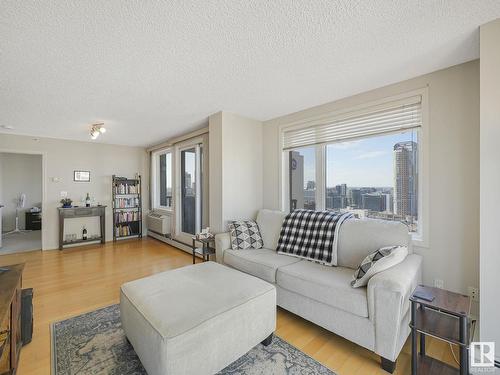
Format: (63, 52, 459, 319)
(191, 236, 215, 264)
(410, 285, 471, 375)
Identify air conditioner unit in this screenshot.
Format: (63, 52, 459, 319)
(147, 212, 171, 236)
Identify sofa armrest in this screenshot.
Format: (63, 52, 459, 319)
(367, 253, 422, 361)
(215, 232, 231, 264)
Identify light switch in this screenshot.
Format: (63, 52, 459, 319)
(60, 191, 68, 198)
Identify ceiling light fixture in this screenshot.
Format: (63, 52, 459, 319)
(90, 123, 106, 140)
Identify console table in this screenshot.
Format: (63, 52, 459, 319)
(58, 206, 106, 250)
(0, 264, 24, 375)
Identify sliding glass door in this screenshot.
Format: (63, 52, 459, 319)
(180, 146, 201, 235)
(175, 142, 203, 243)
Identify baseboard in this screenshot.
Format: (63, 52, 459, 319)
(147, 232, 194, 255)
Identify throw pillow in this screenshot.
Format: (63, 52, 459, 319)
(228, 220, 264, 250)
(351, 245, 408, 288)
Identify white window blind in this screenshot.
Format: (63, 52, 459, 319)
(282, 95, 422, 150)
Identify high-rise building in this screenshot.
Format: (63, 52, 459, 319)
(362, 193, 386, 212)
(335, 184, 347, 196)
(349, 189, 362, 207)
(289, 151, 305, 210)
(393, 141, 418, 219)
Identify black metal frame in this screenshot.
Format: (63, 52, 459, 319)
(191, 237, 215, 264)
(410, 300, 469, 375)
(112, 175, 143, 241)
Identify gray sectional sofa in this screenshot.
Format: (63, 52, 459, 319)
(215, 209, 423, 373)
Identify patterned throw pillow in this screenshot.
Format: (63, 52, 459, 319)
(228, 220, 264, 250)
(351, 245, 408, 288)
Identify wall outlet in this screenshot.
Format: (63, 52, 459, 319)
(468, 286, 479, 302)
(434, 279, 444, 289)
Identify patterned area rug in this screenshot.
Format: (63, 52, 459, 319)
(51, 304, 335, 375)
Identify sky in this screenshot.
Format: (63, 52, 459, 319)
(297, 130, 418, 188)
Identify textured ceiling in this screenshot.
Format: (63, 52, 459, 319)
(1, 1, 500, 147)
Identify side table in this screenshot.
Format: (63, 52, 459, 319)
(191, 237, 215, 264)
(410, 285, 471, 375)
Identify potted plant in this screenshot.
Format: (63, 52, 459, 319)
(60, 198, 73, 208)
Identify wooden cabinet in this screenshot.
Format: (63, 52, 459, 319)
(0, 264, 24, 375)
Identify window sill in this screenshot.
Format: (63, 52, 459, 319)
(411, 234, 428, 249)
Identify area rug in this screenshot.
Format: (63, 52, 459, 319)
(51, 304, 335, 375)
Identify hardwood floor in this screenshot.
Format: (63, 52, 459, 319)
(0, 238, 459, 375)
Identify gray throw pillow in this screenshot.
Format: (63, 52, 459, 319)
(228, 220, 264, 250)
(351, 245, 408, 288)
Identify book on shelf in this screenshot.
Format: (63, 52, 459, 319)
(114, 211, 140, 223)
(115, 224, 136, 237)
(114, 197, 140, 208)
(113, 182, 139, 195)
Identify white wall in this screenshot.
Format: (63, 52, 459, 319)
(0, 153, 42, 231)
(480, 19, 500, 357)
(0, 134, 148, 250)
(263, 61, 480, 306)
(209, 111, 263, 233)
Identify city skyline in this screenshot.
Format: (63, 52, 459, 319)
(290, 131, 419, 231)
(299, 130, 418, 187)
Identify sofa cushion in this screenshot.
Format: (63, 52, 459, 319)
(223, 248, 301, 283)
(337, 219, 411, 270)
(276, 260, 369, 318)
(256, 209, 287, 250)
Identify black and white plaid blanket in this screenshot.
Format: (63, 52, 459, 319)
(276, 210, 353, 266)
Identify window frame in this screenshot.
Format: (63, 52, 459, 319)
(279, 89, 429, 247)
(151, 148, 173, 212)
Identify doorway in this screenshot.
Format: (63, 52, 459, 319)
(0, 152, 43, 254)
(173, 136, 208, 246)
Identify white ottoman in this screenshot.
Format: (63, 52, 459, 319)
(120, 261, 276, 375)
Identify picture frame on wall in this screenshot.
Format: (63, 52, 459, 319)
(74, 170, 90, 182)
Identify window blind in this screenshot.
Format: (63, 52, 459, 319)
(282, 95, 422, 150)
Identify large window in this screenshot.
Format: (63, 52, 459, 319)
(325, 130, 418, 231)
(153, 150, 172, 209)
(284, 94, 423, 235)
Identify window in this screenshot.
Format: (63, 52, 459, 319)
(152, 150, 172, 209)
(283, 94, 423, 236)
(325, 130, 418, 231)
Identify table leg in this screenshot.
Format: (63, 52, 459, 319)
(192, 239, 196, 264)
(411, 301, 418, 375)
(59, 214, 64, 250)
(459, 315, 468, 375)
(420, 306, 426, 355)
(100, 212, 106, 244)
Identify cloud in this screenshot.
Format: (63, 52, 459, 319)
(355, 150, 388, 159)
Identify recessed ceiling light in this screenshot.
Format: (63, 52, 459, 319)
(0, 125, 14, 130)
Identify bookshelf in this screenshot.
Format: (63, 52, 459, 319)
(112, 175, 142, 241)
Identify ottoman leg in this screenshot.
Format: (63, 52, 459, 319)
(261, 333, 274, 346)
